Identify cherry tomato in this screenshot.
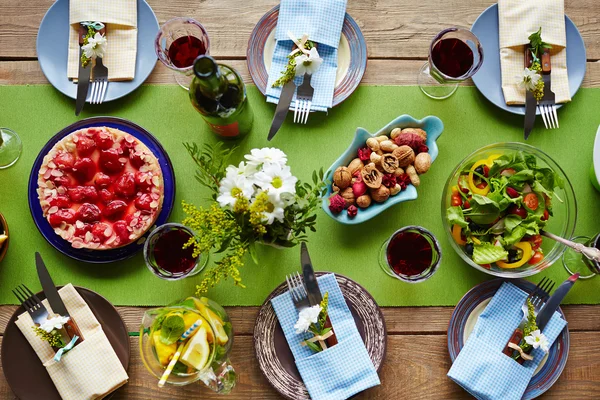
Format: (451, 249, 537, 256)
(483, 165, 490, 177)
(476, 182, 487, 189)
(451, 186, 459, 195)
(463, 199, 471, 209)
(481, 264, 492, 270)
(541, 209, 549, 221)
(527, 235, 543, 250)
(506, 187, 519, 198)
(523, 193, 539, 210)
(451, 193, 462, 207)
(509, 205, 527, 219)
(528, 251, 544, 265)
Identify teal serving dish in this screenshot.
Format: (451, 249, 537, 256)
(592, 125, 600, 192)
(322, 114, 444, 224)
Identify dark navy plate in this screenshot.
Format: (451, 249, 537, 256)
(471, 4, 586, 115)
(28, 117, 175, 263)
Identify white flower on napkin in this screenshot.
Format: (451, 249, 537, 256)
(517, 68, 541, 92)
(82, 32, 108, 59)
(524, 329, 550, 353)
(295, 48, 323, 77)
(294, 305, 322, 334)
(39, 315, 70, 333)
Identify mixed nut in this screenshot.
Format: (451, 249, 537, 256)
(328, 127, 433, 218)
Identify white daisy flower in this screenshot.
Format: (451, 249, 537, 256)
(39, 315, 70, 333)
(524, 329, 550, 353)
(82, 32, 107, 59)
(517, 68, 541, 92)
(294, 305, 322, 334)
(217, 174, 254, 208)
(295, 47, 323, 77)
(245, 147, 288, 169)
(226, 161, 258, 179)
(259, 194, 286, 225)
(253, 163, 297, 200)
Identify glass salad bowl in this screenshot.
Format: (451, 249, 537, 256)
(139, 297, 236, 393)
(441, 143, 576, 278)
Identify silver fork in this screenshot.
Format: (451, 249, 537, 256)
(538, 49, 559, 129)
(293, 73, 314, 124)
(286, 272, 310, 314)
(12, 284, 49, 325)
(89, 57, 108, 104)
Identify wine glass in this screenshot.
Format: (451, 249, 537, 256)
(418, 27, 484, 100)
(155, 17, 210, 90)
(0, 127, 22, 169)
(562, 233, 600, 279)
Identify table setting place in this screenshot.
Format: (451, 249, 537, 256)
(0, 0, 599, 398)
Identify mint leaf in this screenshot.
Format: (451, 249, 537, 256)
(473, 243, 508, 264)
(160, 315, 185, 345)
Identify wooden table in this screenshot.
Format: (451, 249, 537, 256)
(1, 0, 599, 398)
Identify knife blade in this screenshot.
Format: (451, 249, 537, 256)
(35, 252, 84, 343)
(536, 273, 579, 331)
(75, 24, 92, 116)
(523, 48, 536, 140)
(301, 243, 337, 347)
(267, 79, 296, 141)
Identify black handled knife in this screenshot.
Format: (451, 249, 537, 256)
(75, 24, 92, 116)
(35, 252, 84, 343)
(268, 80, 296, 141)
(524, 48, 536, 140)
(537, 273, 579, 331)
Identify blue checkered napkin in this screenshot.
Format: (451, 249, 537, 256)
(448, 282, 567, 400)
(271, 274, 380, 400)
(266, 0, 347, 112)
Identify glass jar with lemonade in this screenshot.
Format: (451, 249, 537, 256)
(139, 297, 236, 393)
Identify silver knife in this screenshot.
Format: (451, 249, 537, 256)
(75, 24, 92, 116)
(267, 79, 296, 141)
(301, 243, 338, 346)
(35, 252, 84, 343)
(536, 273, 579, 331)
(524, 48, 536, 140)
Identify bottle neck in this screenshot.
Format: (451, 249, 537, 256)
(193, 56, 227, 96)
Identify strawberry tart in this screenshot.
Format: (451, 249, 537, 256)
(37, 127, 164, 250)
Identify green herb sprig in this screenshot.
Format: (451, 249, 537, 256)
(80, 26, 96, 68)
(513, 298, 539, 361)
(305, 293, 331, 353)
(33, 326, 66, 348)
(272, 40, 315, 88)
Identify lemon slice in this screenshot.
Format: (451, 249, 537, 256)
(152, 330, 177, 366)
(0, 234, 7, 246)
(180, 327, 211, 371)
(189, 298, 229, 345)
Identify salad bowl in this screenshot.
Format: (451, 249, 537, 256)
(322, 114, 443, 224)
(442, 143, 577, 278)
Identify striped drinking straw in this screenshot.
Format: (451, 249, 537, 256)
(157, 319, 203, 387)
(181, 319, 202, 340)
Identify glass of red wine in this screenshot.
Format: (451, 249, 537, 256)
(418, 27, 483, 100)
(143, 223, 208, 280)
(379, 226, 442, 283)
(155, 17, 210, 90)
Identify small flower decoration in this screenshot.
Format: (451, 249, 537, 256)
(294, 47, 323, 77)
(524, 329, 550, 353)
(294, 304, 322, 334)
(82, 32, 107, 59)
(39, 315, 70, 333)
(517, 67, 541, 92)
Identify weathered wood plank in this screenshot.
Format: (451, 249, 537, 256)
(1, 59, 600, 88)
(1, 333, 599, 399)
(0, 0, 598, 60)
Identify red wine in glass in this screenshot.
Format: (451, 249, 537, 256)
(152, 228, 198, 276)
(386, 231, 433, 277)
(168, 36, 207, 69)
(431, 38, 474, 78)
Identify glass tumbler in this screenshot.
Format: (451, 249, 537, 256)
(417, 27, 484, 100)
(0, 127, 22, 169)
(563, 233, 600, 279)
(155, 17, 210, 90)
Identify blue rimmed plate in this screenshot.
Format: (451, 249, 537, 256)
(27, 117, 175, 263)
(247, 5, 367, 108)
(322, 115, 444, 225)
(448, 279, 569, 399)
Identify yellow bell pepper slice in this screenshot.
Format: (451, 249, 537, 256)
(467, 155, 500, 196)
(496, 242, 533, 269)
(470, 236, 482, 245)
(452, 224, 466, 246)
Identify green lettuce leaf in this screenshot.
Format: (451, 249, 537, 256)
(465, 195, 501, 225)
(502, 225, 528, 247)
(473, 243, 508, 264)
(504, 214, 523, 232)
(447, 206, 469, 228)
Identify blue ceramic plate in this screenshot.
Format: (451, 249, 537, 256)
(471, 4, 586, 115)
(322, 115, 443, 224)
(448, 279, 569, 400)
(36, 0, 159, 102)
(27, 117, 175, 263)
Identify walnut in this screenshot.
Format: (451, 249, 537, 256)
(347, 158, 364, 175)
(333, 166, 352, 189)
(390, 128, 402, 140)
(389, 184, 402, 196)
(406, 165, 420, 187)
(379, 154, 399, 173)
(402, 127, 427, 141)
(370, 185, 390, 203)
(392, 145, 415, 168)
(366, 137, 380, 152)
(380, 140, 398, 152)
(356, 194, 372, 208)
(340, 187, 355, 207)
(361, 163, 383, 189)
(414, 152, 432, 174)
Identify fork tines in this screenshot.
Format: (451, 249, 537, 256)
(528, 277, 556, 308)
(293, 100, 312, 124)
(12, 284, 43, 312)
(538, 104, 559, 129)
(285, 272, 307, 302)
(90, 80, 108, 104)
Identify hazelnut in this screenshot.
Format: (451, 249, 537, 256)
(361, 163, 383, 189)
(390, 184, 402, 196)
(356, 194, 372, 208)
(380, 140, 398, 152)
(375, 135, 388, 142)
(379, 154, 399, 174)
(402, 127, 427, 141)
(406, 165, 420, 187)
(347, 158, 364, 175)
(414, 152, 432, 174)
(366, 137, 380, 152)
(340, 187, 355, 207)
(393, 167, 405, 177)
(333, 166, 352, 189)
(370, 152, 382, 164)
(390, 128, 402, 140)
(392, 145, 415, 168)
(370, 185, 390, 203)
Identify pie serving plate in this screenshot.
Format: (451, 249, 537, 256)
(27, 117, 175, 263)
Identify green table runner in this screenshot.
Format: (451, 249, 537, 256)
(0, 85, 599, 306)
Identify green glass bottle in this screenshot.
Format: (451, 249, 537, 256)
(189, 55, 254, 139)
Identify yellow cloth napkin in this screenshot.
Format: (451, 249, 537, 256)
(15, 284, 129, 400)
(498, 0, 570, 104)
(67, 0, 138, 81)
